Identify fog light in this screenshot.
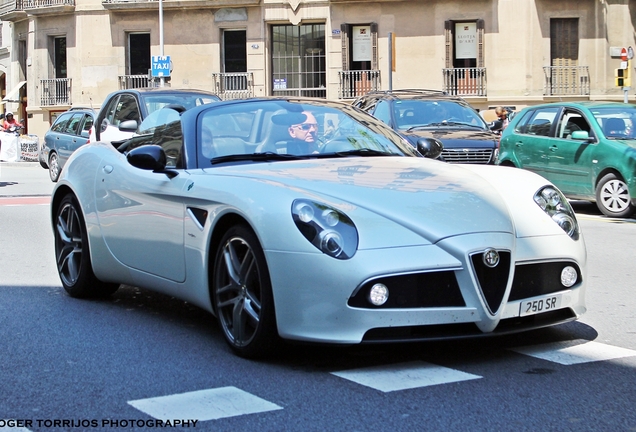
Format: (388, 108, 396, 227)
(561, 266, 578, 287)
(369, 283, 389, 306)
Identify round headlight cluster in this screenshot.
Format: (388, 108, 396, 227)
(561, 265, 578, 288)
(292, 200, 358, 259)
(534, 186, 580, 240)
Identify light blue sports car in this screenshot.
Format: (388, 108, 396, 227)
(51, 97, 587, 358)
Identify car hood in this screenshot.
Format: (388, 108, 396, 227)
(402, 128, 498, 149)
(206, 157, 515, 243)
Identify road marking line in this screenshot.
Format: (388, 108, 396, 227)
(0, 422, 31, 431)
(510, 339, 636, 365)
(128, 386, 282, 421)
(0, 196, 50, 206)
(331, 361, 482, 392)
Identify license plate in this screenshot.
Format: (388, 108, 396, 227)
(519, 294, 563, 317)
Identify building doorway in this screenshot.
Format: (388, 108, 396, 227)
(271, 24, 325, 98)
(128, 33, 151, 76)
(222, 30, 247, 91)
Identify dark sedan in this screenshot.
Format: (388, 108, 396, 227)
(352, 90, 499, 164)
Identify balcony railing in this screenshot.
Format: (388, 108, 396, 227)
(543, 66, 590, 96)
(338, 70, 381, 99)
(40, 78, 71, 106)
(19, 0, 74, 8)
(211, 72, 253, 100)
(442, 68, 487, 97)
(118, 75, 161, 89)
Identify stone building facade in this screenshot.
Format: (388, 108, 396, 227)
(0, 0, 634, 138)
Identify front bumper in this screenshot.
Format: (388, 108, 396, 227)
(266, 232, 586, 344)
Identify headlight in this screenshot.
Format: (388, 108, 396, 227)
(292, 199, 358, 259)
(534, 186, 580, 240)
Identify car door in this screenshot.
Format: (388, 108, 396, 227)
(508, 107, 560, 180)
(547, 109, 596, 196)
(94, 120, 188, 283)
(98, 93, 141, 143)
(55, 112, 85, 165)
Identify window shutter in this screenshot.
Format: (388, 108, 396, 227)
(444, 20, 452, 68)
(477, 19, 484, 68)
(341, 24, 350, 71)
(370, 22, 378, 70)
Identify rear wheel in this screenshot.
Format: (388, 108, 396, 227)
(212, 224, 279, 358)
(48, 152, 61, 182)
(54, 194, 119, 298)
(595, 173, 635, 218)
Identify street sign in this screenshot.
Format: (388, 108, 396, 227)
(151, 55, 171, 77)
(621, 47, 628, 61)
(629, 46, 635, 60)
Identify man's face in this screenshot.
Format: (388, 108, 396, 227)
(289, 112, 318, 143)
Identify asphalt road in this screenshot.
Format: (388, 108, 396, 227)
(0, 163, 635, 432)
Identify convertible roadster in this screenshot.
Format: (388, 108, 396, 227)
(51, 97, 586, 358)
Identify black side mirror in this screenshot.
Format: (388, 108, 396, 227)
(416, 138, 444, 159)
(127, 145, 167, 171)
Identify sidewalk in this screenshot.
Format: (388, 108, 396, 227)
(0, 161, 55, 197)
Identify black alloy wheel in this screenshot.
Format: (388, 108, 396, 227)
(212, 224, 279, 358)
(54, 194, 119, 298)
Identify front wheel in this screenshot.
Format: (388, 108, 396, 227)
(54, 194, 119, 298)
(212, 224, 279, 358)
(595, 173, 635, 218)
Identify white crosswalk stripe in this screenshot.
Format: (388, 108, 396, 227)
(510, 339, 636, 365)
(331, 361, 482, 392)
(128, 386, 282, 422)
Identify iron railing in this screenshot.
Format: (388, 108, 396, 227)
(543, 66, 590, 96)
(212, 72, 254, 100)
(338, 70, 381, 99)
(19, 0, 74, 8)
(442, 68, 487, 97)
(40, 78, 71, 106)
(118, 75, 161, 89)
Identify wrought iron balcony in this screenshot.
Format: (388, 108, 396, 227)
(118, 75, 162, 89)
(212, 72, 253, 100)
(543, 66, 590, 96)
(338, 70, 381, 99)
(442, 68, 487, 97)
(40, 78, 71, 106)
(102, 0, 259, 10)
(0, 0, 74, 19)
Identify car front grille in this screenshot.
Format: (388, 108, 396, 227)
(441, 149, 493, 164)
(470, 251, 511, 315)
(508, 261, 582, 301)
(348, 270, 465, 309)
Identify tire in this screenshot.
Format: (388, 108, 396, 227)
(212, 224, 279, 358)
(54, 194, 119, 298)
(48, 152, 61, 182)
(595, 173, 635, 218)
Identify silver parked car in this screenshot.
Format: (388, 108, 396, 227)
(51, 97, 587, 359)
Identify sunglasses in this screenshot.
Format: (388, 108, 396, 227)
(295, 123, 318, 131)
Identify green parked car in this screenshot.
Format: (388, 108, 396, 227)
(497, 101, 636, 218)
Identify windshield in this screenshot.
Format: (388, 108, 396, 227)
(393, 100, 488, 130)
(196, 100, 420, 167)
(142, 93, 220, 115)
(591, 107, 636, 139)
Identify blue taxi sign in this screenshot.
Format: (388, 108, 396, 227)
(151, 55, 172, 77)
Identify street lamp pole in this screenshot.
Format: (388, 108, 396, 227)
(159, 0, 165, 87)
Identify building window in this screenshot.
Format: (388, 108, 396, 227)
(54, 37, 67, 78)
(340, 23, 378, 71)
(271, 24, 325, 98)
(128, 33, 150, 76)
(445, 20, 484, 69)
(550, 18, 578, 67)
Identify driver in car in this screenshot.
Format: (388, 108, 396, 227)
(287, 111, 320, 154)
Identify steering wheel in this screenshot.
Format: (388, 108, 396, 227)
(320, 138, 355, 153)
